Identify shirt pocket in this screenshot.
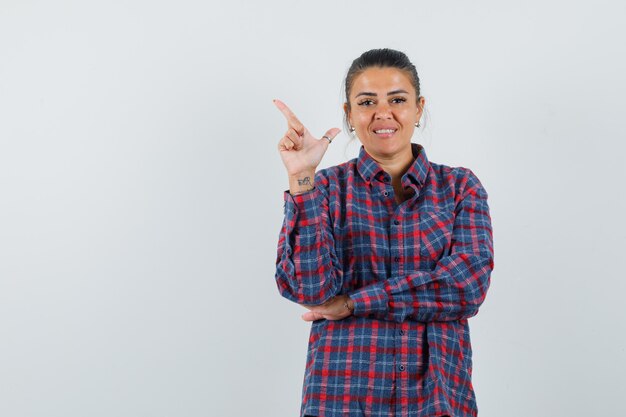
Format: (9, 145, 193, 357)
(419, 210, 455, 261)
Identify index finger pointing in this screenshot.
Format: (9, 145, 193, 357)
(273, 99, 304, 135)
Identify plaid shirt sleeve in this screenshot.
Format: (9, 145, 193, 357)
(275, 177, 344, 306)
(349, 169, 494, 322)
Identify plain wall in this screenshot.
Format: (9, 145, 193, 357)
(1, 0, 625, 416)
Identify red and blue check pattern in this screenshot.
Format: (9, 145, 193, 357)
(275, 143, 494, 417)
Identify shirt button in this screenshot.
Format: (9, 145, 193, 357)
(394, 220, 400, 225)
(383, 191, 389, 196)
(399, 330, 405, 335)
(394, 257, 400, 262)
(366, 176, 371, 181)
(399, 365, 405, 371)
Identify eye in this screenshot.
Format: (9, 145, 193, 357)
(357, 99, 375, 106)
(391, 97, 407, 104)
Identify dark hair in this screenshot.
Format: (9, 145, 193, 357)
(343, 48, 422, 135)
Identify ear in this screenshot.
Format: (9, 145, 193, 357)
(343, 102, 352, 126)
(416, 96, 426, 117)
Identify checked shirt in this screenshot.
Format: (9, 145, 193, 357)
(275, 142, 494, 417)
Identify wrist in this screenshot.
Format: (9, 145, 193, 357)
(344, 295, 354, 314)
(288, 169, 315, 179)
(289, 171, 316, 195)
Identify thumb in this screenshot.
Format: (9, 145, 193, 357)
(321, 128, 342, 145)
(301, 311, 323, 321)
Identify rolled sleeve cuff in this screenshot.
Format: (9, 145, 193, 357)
(349, 282, 389, 317)
(283, 187, 323, 229)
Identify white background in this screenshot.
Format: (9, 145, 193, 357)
(1, 1, 625, 416)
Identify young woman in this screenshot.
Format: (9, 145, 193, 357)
(274, 48, 494, 417)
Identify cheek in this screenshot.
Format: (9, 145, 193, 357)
(408, 107, 421, 120)
(356, 115, 369, 125)
(354, 110, 373, 123)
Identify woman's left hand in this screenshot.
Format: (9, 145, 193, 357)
(300, 295, 353, 321)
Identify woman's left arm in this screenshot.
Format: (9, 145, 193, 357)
(347, 169, 494, 323)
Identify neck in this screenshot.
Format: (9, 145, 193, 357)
(369, 144, 415, 183)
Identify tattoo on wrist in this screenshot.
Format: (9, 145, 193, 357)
(297, 176, 312, 187)
(291, 176, 314, 195)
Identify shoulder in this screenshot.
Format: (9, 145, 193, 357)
(429, 161, 489, 199)
(313, 158, 358, 190)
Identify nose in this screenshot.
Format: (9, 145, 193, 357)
(374, 101, 392, 119)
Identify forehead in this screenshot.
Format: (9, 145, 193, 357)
(350, 67, 414, 96)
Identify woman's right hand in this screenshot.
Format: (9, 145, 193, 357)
(274, 99, 341, 177)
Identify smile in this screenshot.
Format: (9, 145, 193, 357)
(373, 128, 397, 138)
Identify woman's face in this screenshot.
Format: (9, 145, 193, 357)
(345, 67, 425, 159)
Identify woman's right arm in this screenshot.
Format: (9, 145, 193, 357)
(275, 173, 344, 306)
(272, 99, 343, 306)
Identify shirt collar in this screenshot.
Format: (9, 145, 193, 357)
(356, 142, 430, 188)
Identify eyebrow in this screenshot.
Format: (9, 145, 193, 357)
(355, 89, 410, 98)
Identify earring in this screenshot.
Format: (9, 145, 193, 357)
(350, 125, 355, 132)
(415, 122, 421, 128)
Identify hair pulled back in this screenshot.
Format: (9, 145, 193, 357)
(343, 48, 422, 134)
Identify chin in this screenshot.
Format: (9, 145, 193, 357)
(371, 138, 410, 149)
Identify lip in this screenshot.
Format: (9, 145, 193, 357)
(372, 127, 398, 138)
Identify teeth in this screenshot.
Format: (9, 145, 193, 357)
(375, 129, 395, 134)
